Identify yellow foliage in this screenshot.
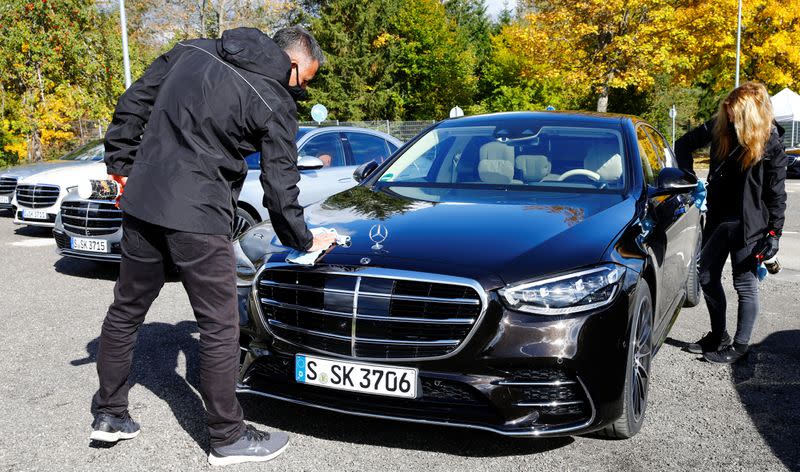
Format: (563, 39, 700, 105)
(372, 32, 396, 48)
(41, 128, 75, 147)
(4, 140, 27, 160)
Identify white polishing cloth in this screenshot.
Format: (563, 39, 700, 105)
(286, 227, 350, 266)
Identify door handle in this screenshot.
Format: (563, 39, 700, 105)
(338, 178, 352, 183)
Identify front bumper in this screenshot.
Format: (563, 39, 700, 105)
(237, 270, 636, 437)
(14, 208, 57, 227)
(53, 228, 123, 262)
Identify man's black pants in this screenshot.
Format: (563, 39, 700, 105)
(93, 214, 245, 447)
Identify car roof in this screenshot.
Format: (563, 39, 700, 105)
(439, 111, 639, 127)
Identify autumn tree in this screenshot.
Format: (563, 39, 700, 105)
(670, 0, 800, 99)
(523, 0, 684, 112)
(0, 0, 123, 161)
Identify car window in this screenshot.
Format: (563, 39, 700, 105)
(644, 126, 675, 168)
(387, 141, 399, 154)
(379, 124, 626, 192)
(345, 132, 392, 165)
(299, 133, 346, 168)
(636, 126, 661, 185)
(61, 142, 104, 161)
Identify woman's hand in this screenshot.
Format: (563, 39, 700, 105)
(754, 231, 780, 260)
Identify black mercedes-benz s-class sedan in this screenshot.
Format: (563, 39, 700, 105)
(233, 112, 702, 439)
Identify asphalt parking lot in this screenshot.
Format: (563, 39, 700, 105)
(0, 181, 798, 472)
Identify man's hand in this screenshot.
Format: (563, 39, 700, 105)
(107, 174, 128, 186)
(107, 174, 127, 208)
(308, 232, 337, 252)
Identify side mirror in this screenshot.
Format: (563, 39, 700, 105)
(353, 160, 379, 183)
(649, 167, 698, 197)
(297, 156, 324, 170)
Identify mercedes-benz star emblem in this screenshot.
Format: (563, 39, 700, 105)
(360, 257, 371, 265)
(369, 224, 389, 250)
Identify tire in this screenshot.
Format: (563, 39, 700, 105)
(683, 233, 702, 307)
(600, 278, 654, 439)
(233, 207, 258, 239)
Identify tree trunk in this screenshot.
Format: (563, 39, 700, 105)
(596, 72, 614, 113)
(28, 129, 43, 162)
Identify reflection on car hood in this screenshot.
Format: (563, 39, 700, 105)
(0, 160, 94, 180)
(16, 161, 107, 185)
(283, 185, 636, 286)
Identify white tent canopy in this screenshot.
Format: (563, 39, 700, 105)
(771, 88, 800, 122)
(771, 88, 800, 147)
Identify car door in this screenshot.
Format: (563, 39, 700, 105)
(644, 125, 701, 308)
(636, 124, 685, 322)
(296, 131, 353, 206)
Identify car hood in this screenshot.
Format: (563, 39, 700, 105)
(257, 185, 637, 287)
(0, 160, 95, 180)
(17, 161, 107, 186)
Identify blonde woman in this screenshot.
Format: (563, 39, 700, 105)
(675, 81, 788, 364)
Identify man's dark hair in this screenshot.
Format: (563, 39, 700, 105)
(273, 26, 325, 66)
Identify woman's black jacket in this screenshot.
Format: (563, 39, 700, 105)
(674, 119, 788, 245)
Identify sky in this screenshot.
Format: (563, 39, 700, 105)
(484, 0, 517, 19)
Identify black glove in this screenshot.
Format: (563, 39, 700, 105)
(753, 231, 780, 260)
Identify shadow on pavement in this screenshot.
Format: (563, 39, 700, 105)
(71, 321, 208, 451)
(662, 337, 691, 350)
(54, 257, 120, 281)
(731, 329, 800, 471)
(239, 395, 573, 457)
(70, 318, 573, 457)
(13, 225, 52, 238)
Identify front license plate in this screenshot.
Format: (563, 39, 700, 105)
(22, 209, 47, 220)
(0, 195, 10, 204)
(71, 237, 109, 253)
(295, 354, 418, 399)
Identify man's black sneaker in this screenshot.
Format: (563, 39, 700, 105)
(90, 412, 140, 443)
(686, 331, 731, 354)
(703, 342, 749, 364)
(208, 425, 289, 466)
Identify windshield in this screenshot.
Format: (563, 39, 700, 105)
(59, 141, 104, 161)
(378, 120, 626, 192)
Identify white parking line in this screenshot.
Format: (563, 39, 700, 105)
(9, 239, 55, 247)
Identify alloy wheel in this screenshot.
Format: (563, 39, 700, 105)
(233, 214, 252, 238)
(631, 296, 653, 422)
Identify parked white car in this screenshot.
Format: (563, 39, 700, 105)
(13, 144, 107, 228)
(54, 126, 402, 261)
(0, 140, 104, 213)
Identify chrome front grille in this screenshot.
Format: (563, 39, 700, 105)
(60, 200, 122, 236)
(0, 177, 17, 195)
(15, 184, 60, 208)
(256, 267, 485, 360)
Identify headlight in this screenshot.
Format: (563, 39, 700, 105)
(234, 239, 256, 287)
(499, 264, 625, 315)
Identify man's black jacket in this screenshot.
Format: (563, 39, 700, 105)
(104, 27, 313, 250)
(674, 118, 788, 245)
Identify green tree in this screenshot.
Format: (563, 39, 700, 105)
(306, 0, 478, 121)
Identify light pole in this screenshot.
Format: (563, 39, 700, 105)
(670, 105, 677, 149)
(120, 0, 132, 89)
(735, 0, 742, 87)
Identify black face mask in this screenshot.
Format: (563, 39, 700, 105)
(288, 64, 308, 102)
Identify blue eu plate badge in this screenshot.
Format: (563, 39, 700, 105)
(295, 355, 307, 383)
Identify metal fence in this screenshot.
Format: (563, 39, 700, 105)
(299, 120, 436, 142)
(776, 121, 799, 149)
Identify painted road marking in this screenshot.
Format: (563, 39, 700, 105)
(9, 239, 55, 247)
